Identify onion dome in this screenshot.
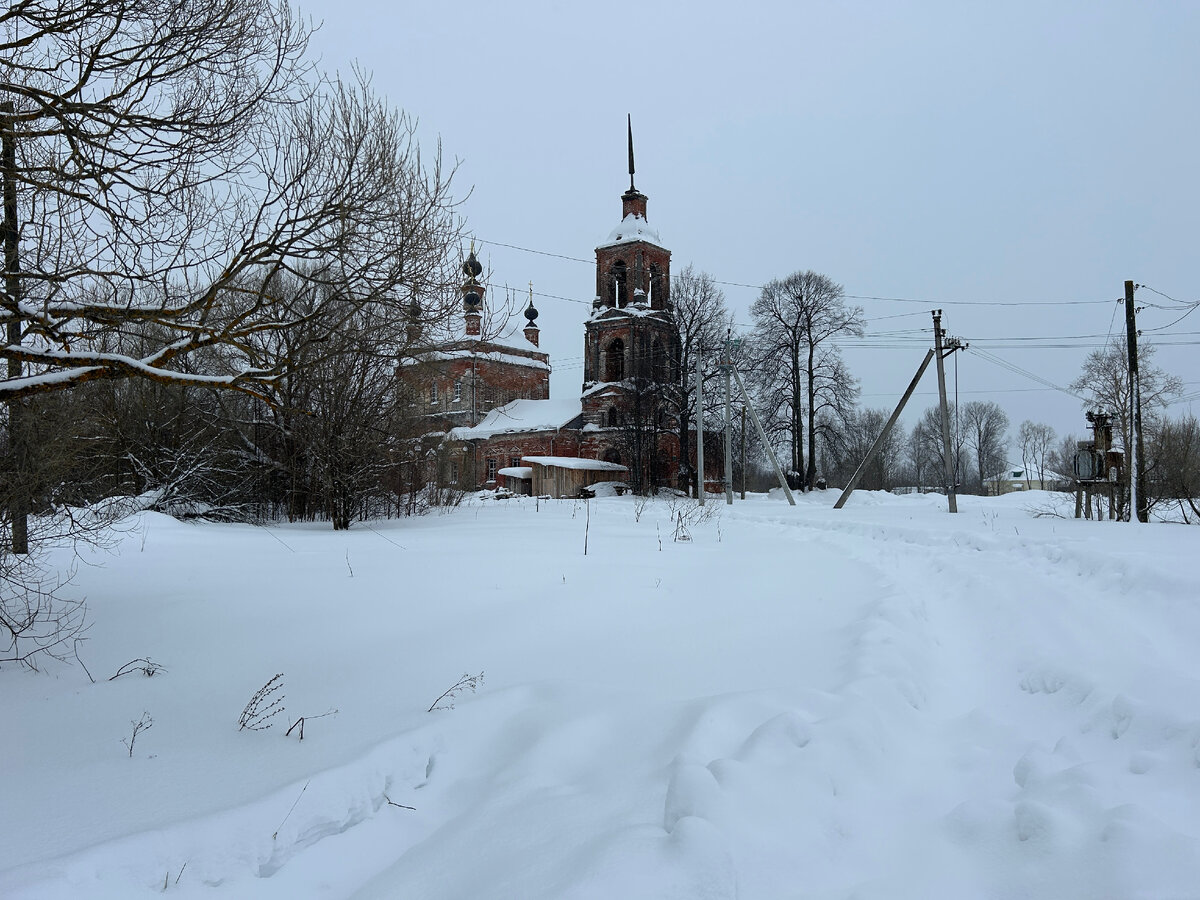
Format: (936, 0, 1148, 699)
(462, 250, 483, 281)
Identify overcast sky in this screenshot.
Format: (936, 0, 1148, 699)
(302, 0, 1198, 450)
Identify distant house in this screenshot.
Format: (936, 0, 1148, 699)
(984, 468, 1065, 495)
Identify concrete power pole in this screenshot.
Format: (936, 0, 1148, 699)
(834, 348, 936, 510)
(1124, 279, 1148, 523)
(932, 309, 958, 514)
(722, 337, 734, 505)
(740, 405, 746, 500)
(695, 349, 704, 506)
(730, 366, 795, 505)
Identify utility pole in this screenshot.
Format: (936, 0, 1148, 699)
(1124, 279, 1148, 523)
(695, 347, 704, 505)
(731, 366, 795, 505)
(740, 405, 746, 500)
(2, 101, 28, 554)
(932, 309, 962, 514)
(722, 335, 734, 505)
(834, 349, 936, 510)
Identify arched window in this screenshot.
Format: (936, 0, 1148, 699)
(610, 260, 628, 307)
(607, 406, 619, 428)
(604, 338, 625, 381)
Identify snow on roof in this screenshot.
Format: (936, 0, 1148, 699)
(448, 398, 582, 440)
(522, 456, 628, 472)
(497, 466, 533, 479)
(406, 347, 550, 372)
(596, 213, 663, 249)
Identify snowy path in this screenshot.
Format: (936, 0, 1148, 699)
(3, 492, 1199, 898)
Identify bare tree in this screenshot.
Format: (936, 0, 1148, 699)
(1, 0, 462, 666)
(961, 401, 1010, 494)
(667, 265, 731, 496)
(916, 403, 968, 494)
(1017, 421, 1056, 488)
(1047, 433, 1079, 492)
(1152, 413, 1200, 523)
(906, 419, 935, 491)
(748, 271, 864, 490)
(820, 407, 906, 491)
(2, 1, 462, 547)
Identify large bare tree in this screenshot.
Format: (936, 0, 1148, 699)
(667, 265, 731, 496)
(1, 0, 462, 549)
(749, 270, 863, 490)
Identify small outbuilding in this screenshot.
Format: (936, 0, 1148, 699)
(497, 465, 534, 495)
(522, 456, 628, 498)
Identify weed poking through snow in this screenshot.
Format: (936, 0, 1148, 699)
(428, 672, 484, 712)
(239, 673, 285, 731)
(121, 711, 153, 757)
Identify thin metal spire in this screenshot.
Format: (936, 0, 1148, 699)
(627, 114, 635, 191)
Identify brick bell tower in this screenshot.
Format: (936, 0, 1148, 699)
(580, 117, 680, 474)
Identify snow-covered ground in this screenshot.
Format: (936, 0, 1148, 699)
(3, 489, 1198, 899)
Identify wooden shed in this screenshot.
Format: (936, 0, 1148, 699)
(522, 456, 628, 498)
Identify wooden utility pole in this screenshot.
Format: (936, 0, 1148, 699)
(932, 309, 958, 514)
(2, 101, 28, 553)
(695, 349, 704, 506)
(1124, 279, 1148, 523)
(834, 349, 936, 510)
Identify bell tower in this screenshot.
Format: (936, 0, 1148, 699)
(581, 117, 680, 435)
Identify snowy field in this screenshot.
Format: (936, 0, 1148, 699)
(2, 489, 1199, 899)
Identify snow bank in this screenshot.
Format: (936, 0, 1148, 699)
(4, 493, 1200, 898)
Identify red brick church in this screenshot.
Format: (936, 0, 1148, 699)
(407, 127, 683, 497)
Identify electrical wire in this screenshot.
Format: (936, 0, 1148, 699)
(475, 236, 1121, 308)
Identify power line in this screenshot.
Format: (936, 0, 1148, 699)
(475, 235, 1122, 308)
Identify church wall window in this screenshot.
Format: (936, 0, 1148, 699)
(453, 379, 462, 403)
(605, 338, 625, 381)
(607, 406, 619, 428)
(610, 260, 628, 307)
(430, 381, 438, 404)
(486, 458, 497, 482)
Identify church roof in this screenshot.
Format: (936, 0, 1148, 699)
(448, 398, 582, 441)
(597, 213, 664, 249)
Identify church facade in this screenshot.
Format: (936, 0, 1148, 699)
(406, 137, 683, 497)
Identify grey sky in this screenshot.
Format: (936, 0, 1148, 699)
(304, 0, 1198, 448)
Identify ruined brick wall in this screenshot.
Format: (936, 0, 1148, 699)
(402, 353, 550, 433)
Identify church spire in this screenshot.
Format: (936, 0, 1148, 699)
(627, 113, 636, 192)
(621, 114, 648, 221)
